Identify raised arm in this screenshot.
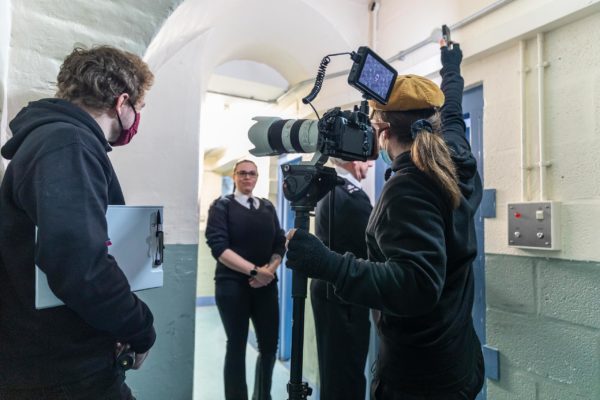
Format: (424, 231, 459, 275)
(440, 42, 480, 198)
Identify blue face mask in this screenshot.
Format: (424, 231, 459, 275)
(379, 148, 393, 165)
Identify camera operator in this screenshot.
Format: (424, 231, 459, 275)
(0, 46, 155, 399)
(310, 158, 373, 400)
(285, 41, 484, 399)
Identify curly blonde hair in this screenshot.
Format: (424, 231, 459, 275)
(56, 45, 154, 110)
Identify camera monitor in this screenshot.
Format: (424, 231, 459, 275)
(348, 47, 397, 104)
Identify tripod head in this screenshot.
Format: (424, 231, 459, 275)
(282, 152, 342, 212)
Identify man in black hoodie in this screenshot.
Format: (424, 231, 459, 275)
(0, 46, 156, 399)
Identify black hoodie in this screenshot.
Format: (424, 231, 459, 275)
(0, 98, 155, 388)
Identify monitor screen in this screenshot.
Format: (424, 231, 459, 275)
(358, 53, 396, 102)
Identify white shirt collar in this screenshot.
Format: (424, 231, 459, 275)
(334, 166, 361, 189)
(234, 190, 260, 209)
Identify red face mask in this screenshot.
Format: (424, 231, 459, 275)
(111, 101, 140, 147)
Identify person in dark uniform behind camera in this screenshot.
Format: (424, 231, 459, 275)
(285, 41, 484, 399)
(310, 158, 373, 400)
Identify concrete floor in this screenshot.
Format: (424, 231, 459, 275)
(194, 305, 291, 400)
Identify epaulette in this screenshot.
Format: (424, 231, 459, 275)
(344, 182, 361, 194)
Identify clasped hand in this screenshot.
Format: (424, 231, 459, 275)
(249, 264, 275, 288)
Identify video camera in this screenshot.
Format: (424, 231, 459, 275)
(248, 46, 397, 162)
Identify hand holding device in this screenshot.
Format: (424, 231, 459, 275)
(442, 25, 452, 46)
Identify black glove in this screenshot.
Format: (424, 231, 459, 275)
(286, 229, 342, 282)
(441, 42, 462, 70)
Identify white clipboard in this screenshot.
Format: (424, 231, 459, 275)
(35, 205, 164, 309)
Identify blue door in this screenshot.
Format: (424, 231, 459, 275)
(463, 85, 487, 400)
(276, 156, 301, 361)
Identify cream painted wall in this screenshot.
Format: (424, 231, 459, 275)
(285, 0, 600, 263)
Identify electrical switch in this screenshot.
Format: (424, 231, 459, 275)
(507, 202, 561, 250)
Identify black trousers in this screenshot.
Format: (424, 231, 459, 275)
(0, 368, 135, 400)
(215, 279, 279, 400)
(371, 350, 485, 400)
(310, 279, 371, 400)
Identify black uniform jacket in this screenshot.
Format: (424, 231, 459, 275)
(0, 99, 155, 388)
(329, 65, 483, 393)
(314, 178, 372, 304)
(315, 178, 372, 260)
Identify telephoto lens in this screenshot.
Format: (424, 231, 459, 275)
(248, 117, 319, 157)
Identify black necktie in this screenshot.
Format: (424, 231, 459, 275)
(247, 197, 255, 210)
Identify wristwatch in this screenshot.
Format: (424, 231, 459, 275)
(249, 266, 258, 277)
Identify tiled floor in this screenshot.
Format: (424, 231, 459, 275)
(194, 305, 291, 400)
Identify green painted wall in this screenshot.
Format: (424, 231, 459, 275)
(197, 233, 214, 298)
(486, 254, 600, 400)
(126, 244, 198, 400)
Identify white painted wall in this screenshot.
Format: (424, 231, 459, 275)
(198, 93, 278, 229)
(111, 39, 205, 245)
(143, 0, 372, 242)
(0, 0, 11, 175)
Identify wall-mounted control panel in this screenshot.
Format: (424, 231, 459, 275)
(507, 202, 561, 250)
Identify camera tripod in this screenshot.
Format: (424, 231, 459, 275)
(281, 159, 341, 400)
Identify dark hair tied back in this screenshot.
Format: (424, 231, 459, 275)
(411, 119, 434, 139)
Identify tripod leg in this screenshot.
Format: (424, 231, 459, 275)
(287, 210, 313, 399)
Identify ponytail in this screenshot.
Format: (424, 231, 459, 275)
(373, 109, 461, 209)
(411, 127, 461, 209)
